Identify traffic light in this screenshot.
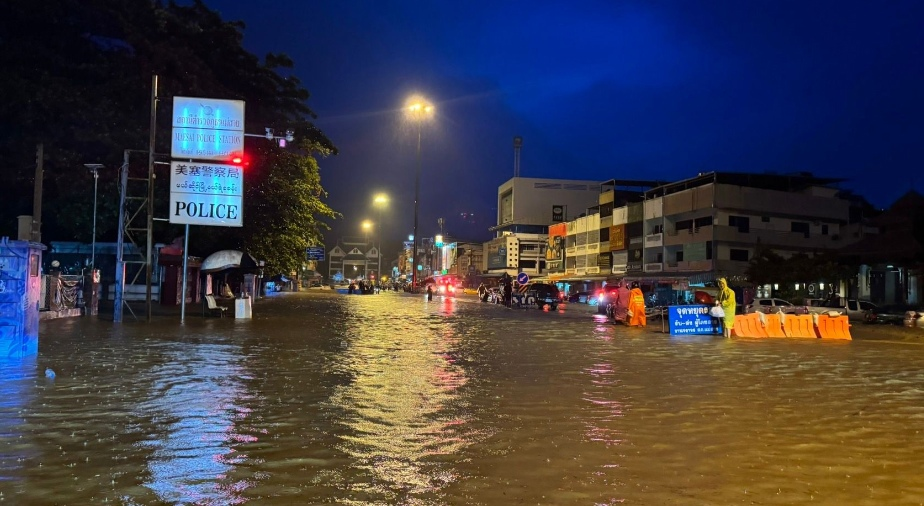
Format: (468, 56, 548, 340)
(229, 151, 249, 167)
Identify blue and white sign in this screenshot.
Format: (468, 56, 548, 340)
(172, 96, 245, 161)
(517, 272, 529, 285)
(668, 305, 719, 335)
(306, 246, 325, 261)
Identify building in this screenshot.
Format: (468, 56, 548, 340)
(325, 237, 381, 282)
(485, 177, 603, 278)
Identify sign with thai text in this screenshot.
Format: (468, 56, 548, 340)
(668, 305, 718, 335)
(171, 96, 245, 161)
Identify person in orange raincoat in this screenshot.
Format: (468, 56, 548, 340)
(627, 281, 646, 327)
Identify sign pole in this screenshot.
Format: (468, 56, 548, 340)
(180, 223, 189, 323)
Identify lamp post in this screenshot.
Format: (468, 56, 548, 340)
(362, 220, 373, 280)
(373, 193, 389, 282)
(84, 163, 104, 272)
(406, 96, 434, 292)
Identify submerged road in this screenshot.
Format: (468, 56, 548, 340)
(2, 290, 923, 504)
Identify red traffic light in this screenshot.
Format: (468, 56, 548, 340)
(229, 152, 249, 167)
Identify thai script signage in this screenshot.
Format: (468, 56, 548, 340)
(668, 305, 717, 335)
(172, 96, 245, 161)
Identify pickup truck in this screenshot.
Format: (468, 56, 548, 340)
(807, 299, 877, 322)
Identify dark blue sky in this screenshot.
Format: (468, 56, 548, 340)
(208, 0, 923, 246)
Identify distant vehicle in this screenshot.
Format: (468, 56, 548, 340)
(807, 298, 878, 322)
(866, 304, 915, 325)
(596, 286, 621, 314)
(525, 283, 561, 310)
(746, 298, 806, 314)
(567, 291, 596, 304)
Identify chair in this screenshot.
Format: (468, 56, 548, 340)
(205, 294, 228, 317)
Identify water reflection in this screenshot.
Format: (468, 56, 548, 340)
(327, 298, 469, 503)
(137, 343, 255, 504)
(0, 357, 36, 485)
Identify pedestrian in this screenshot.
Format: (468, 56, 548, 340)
(427, 284, 433, 301)
(477, 282, 487, 302)
(627, 281, 647, 327)
(611, 280, 631, 325)
(716, 277, 737, 338)
(503, 278, 513, 308)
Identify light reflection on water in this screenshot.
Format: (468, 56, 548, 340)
(0, 292, 922, 505)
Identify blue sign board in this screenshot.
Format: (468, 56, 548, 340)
(306, 246, 325, 261)
(517, 272, 529, 285)
(667, 305, 719, 336)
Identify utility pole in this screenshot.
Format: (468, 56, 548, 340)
(32, 143, 43, 242)
(145, 75, 158, 322)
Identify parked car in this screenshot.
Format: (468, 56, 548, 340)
(903, 310, 924, 328)
(746, 298, 807, 314)
(866, 304, 915, 325)
(521, 282, 561, 310)
(567, 291, 596, 304)
(807, 298, 878, 322)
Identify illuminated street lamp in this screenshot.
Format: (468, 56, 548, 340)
(362, 220, 373, 279)
(405, 95, 434, 291)
(373, 193, 389, 281)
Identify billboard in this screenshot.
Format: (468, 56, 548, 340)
(610, 224, 626, 251)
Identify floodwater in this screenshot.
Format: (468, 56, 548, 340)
(2, 291, 923, 505)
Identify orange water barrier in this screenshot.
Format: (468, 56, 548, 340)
(814, 313, 852, 340)
(731, 313, 851, 339)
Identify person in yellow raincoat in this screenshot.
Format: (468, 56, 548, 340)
(716, 278, 736, 338)
(627, 281, 646, 327)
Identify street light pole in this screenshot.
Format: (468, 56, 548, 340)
(406, 96, 433, 292)
(84, 163, 104, 271)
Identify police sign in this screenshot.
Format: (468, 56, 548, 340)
(169, 161, 243, 227)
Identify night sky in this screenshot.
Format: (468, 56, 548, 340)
(206, 1, 923, 249)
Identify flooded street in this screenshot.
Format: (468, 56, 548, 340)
(2, 291, 924, 505)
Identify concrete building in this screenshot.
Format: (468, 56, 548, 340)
(486, 177, 603, 277)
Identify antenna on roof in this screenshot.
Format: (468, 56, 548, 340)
(513, 136, 522, 177)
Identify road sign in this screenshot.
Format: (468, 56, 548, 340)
(172, 96, 245, 161)
(306, 246, 325, 261)
(517, 272, 529, 285)
(169, 161, 243, 227)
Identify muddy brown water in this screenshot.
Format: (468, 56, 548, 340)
(1, 291, 922, 505)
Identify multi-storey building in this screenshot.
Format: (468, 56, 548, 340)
(485, 177, 603, 277)
(640, 172, 850, 284)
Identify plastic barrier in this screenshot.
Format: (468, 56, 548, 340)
(763, 313, 787, 338)
(784, 314, 818, 338)
(815, 314, 852, 340)
(732, 313, 769, 338)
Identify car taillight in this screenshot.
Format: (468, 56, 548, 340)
(447, 285, 455, 293)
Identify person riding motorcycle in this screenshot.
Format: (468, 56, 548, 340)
(607, 280, 631, 325)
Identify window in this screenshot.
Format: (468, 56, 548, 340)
(676, 219, 693, 232)
(762, 216, 770, 223)
(694, 216, 713, 228)
(650, 223, 663, 234)
(599, 227, 609, 242)
(706, 241, 713, 260)
(821, 224, 829, 235)
(676, 251, 684, 262)
(730, 248, 749, 261)
(729, 215, 750, 233)
(791, 221, 810, 238)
